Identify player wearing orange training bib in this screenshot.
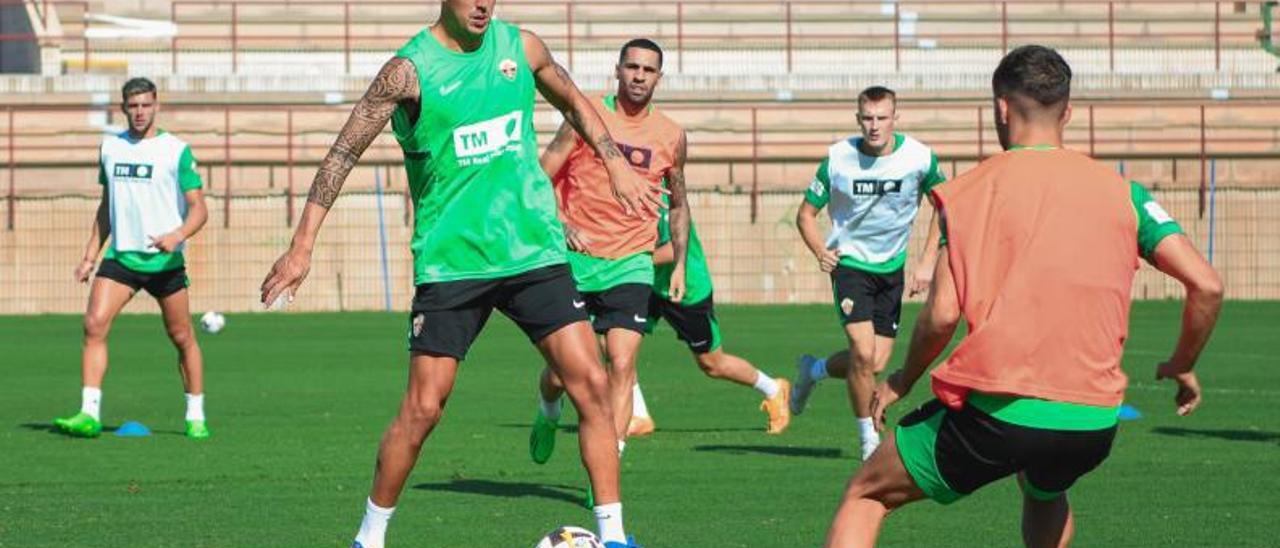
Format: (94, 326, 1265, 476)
(528, 39, 691, 490)
(824, 45, 1223, 547)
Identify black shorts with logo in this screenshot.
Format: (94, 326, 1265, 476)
(407, 264, 589, 360)
(830, 265, 904, 337)
(581, 283, 651, 335)
(95, 258, 189, 298)
(647, 293, 721, 354)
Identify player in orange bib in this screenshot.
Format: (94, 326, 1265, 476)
(528, 39, 691, 475)
(824, 45, 1224, 547)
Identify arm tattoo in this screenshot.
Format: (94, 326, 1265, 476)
(666, 131, 692, 264)
(544, 122, 578, 155)
(562, 104, 621, 162)
(551, 63, 575, 91)
(593, 134, 623, 161)
(523, 29, 623, 164)
(308, 57, 418, 208)
(540, 122, 580, 178)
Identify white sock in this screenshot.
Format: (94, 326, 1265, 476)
(630, 384, 650, 418)
(540, 397, 561, 422)
(811, 358, 829, 381)
(617, 439, 626, 457)
(185, 393, 205, 422)
(752, 372, 780, 398)
(857, 417, 877, 440)
(594, 502, 626, 544)
(81, 386, 102, 421)
(858, 418, 881, 460)
(354, 497, 394, 548)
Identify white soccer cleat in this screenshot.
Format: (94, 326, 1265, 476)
(790, 354, 820, 415)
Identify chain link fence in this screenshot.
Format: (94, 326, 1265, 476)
(2, 187, 1274, 315)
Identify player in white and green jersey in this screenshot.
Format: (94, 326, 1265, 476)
(627, 200, 793, 437)
(54, 77, 210, 440)
(1261, 2, 1279, 69)
(258, 2, 661, 546)
(793, 86, 946, 460)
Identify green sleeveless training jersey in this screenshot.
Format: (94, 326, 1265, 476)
(392, 20, 566, 284)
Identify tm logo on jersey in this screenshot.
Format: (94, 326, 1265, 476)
(453, 111, 523, 166)
(113, 163, 155, 182)
(851, 179, 904, 195)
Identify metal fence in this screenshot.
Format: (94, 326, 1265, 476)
(2, 185, 1275, 315)
(2, 0, 1273, 76)
(5, 100, 1279, 229)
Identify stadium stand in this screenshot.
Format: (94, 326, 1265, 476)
(3, 1, 1278, 94)
(1, 0, 1277, 312)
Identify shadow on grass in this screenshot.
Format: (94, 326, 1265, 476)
(413, 478, 585, 506)
(651, 427, 763, 434)
(21, 422, 62, 433)
(21, 422, 115, 437)
(497, 423, 580, 434)
(693, 444, 844, 459)
(20, 422, 184, 437)
(1151, 426, 1280, 445)
(498, 423, 762, 435)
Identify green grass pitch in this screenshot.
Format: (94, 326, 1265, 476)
(1, 302, 1277, 546)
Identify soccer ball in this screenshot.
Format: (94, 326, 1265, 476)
(534, 526, 604, 548)
(199, 311, 226, 334)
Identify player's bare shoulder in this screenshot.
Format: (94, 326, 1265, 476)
(519, 28, 553, 70)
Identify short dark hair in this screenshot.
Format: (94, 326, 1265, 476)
(857, 85, 896, 109)
(992, 45, 1071, 110)
(618, 38, 663, 69)
(121, 77, 157, 101)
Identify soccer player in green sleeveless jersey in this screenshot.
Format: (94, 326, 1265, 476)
(1260, 2, 1279, 70)
(259, 2, 661, 547)
(54, 78, 210, 440)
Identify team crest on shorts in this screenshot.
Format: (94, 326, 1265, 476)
(841, 297, 855, 316)
(412, 313, 425, 337)
(498, 59, 518, 81)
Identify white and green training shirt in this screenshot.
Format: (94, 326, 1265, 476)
(98, 130, 203, 273)
(805, 133, 945, 274)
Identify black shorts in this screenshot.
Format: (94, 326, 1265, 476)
(896, 399, 1117, 504)
(647, 293, 721, 354)
(581, 283, 651, 335)
(830, 265, 904, 337)
(95, 259, 189, 298)
(407, 264, 589, 360)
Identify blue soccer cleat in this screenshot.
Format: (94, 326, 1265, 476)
(604, 535, 642, 548)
